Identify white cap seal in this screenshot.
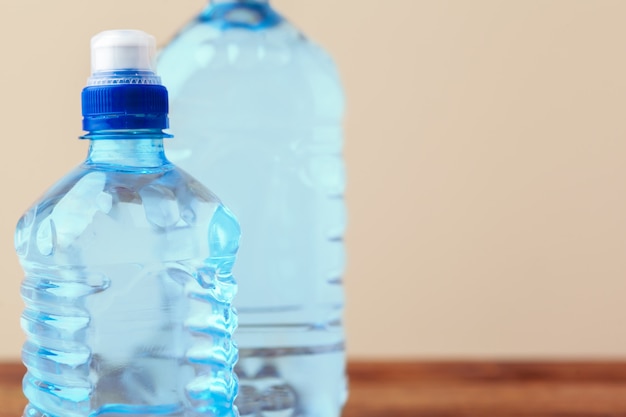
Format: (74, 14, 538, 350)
(90, 30, 156, 74)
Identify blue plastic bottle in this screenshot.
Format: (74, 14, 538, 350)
(158, 2, 347, 416)
(15, 30, 240, 417)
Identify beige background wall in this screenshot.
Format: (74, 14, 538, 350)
(1, 0, 626, 360)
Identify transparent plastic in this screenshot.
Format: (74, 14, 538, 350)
(159, 2, 347, 416)
(16, 136, 240, 417)
(15, 29, 240, 417)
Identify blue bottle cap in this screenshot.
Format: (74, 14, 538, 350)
(81, 30, 169, 133)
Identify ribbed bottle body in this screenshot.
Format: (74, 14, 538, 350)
(16, 155, 241, 417)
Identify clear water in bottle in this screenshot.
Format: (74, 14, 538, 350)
(15, 30, 240, 417)
(158, 2, 347, 416)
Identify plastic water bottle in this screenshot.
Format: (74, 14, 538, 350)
(15, 30, 240, 417)
(158, 1, 347, 416)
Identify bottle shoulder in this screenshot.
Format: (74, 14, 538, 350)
(159, 19, 344, 127)
(26, 163, 220, 208)
(159, 18, 343, 86)
(15, 164, 240, 265)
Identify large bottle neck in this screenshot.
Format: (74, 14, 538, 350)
(85, 133, 170, 169)
(210, 0, 269, 3)
(202, 0, 281, 29)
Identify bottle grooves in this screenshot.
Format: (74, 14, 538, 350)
(21, 275, 93, 412)
(184, 265, 238, 415)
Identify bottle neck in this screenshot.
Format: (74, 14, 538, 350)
(210, 0, 269, 3)
(202, 0, 281, 29)
(85, 132, 170, 169)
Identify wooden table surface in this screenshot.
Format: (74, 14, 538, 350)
(3, 361, 626, 416)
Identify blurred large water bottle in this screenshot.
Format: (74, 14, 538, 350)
(158, 1, 347, 416)
(15, 30, 240, 417)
